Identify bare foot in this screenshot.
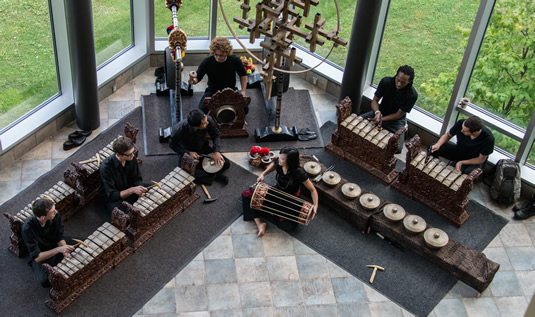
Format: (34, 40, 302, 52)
(257, 222, 267, 237)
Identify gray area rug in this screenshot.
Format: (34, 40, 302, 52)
(141, 88, 324, 156)
(0, 107, 255, 316)
(264, 121, 507, 316)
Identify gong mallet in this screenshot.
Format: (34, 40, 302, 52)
(366, 265, 384, 284)
(79, 153, 101, 166)
(145, 181, 162, 190)
(72, 238, 88, 248)
(200, 184, 217, 203)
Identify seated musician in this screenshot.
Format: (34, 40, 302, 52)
(431, 116, 494, 174)
(188, 36, 248, 114)
(21, 198, 75, 287)
(169, 109, 230, 185)
(99, 136, 147, 214)
(243, 147, 319, 237)
(360, 65, 418, 153)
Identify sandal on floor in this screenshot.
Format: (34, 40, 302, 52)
(63, 135, 86, 151)
(298, 128, 316, 136)
(298, 133, 317, 141)
(68, 130, 92, 139)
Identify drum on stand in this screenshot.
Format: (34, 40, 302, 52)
(250, 182, 315, 225)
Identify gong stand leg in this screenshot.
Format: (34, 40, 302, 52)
(254, 57, 298, 142)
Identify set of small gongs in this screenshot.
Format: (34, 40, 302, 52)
(304, 161, 449, 249)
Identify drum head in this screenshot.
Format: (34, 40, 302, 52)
(202, 155, 223, 174)
(215, 105, 237, 124)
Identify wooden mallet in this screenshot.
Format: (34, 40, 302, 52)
(145, 181, 162, 190)
(367, 265, 384, 284)
(72, 238, 88, 248)
(79, 153, 101, 166)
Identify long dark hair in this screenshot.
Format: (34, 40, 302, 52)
(280, 146, 300, 172)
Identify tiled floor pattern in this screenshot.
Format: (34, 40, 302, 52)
(0, 67, 533, 317)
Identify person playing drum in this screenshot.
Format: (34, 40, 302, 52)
(243, 146, 319, 237)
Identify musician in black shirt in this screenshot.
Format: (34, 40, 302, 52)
(21, 198, 74, 287)
(99, 136, 146, 214)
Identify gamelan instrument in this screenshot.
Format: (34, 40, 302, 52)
(341, 182, 361, 200)
(424, 228, 449, 249)
(250, 182, 315, 225)
(359, 193, 380, 210)
(383, 203, 406, 222)
(403, 214, 426, 234)
(322, 171, 341, 187)
(304, 161, 322, 177)
(201, 153, 224, 174)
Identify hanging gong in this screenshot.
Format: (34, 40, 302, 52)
(403, 215, 426, 234)
(383, 203, 406, 222)
(359, 193, 380, 210)
(424, 228, 449, 249)
(304, 161, 322, 177)
(202, 155, 223, 174)
(215, 105, 237, 124)
(322, 171, 341, 187)
(341, 182, 361, 200)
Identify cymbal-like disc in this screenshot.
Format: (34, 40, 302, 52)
(202, 155, 223, 174)
(341, 182, 361, 200)
(359, 193, 380, 210)
(383, 203, 406, 222)
(304, 161, 322, 176)
(424, 228, 449, 249)
(403, 215, 426, 234)
(322, 171, 341, 187)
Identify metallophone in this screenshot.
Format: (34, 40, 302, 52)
(326, 97, 405, 184)
(42, 222, 132, 314)
(113, 167, 200, 250)
(392, 134, 481, 227)
(3, 181, 77, 257)
(64, 122, 139, 206)
(299, 153, 499, 294)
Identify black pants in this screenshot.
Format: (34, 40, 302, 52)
(31, 237, 76, 287)
(198, 88, 249, 115)
(432, 142, 485, 174)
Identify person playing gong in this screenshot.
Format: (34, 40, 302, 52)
(243, 146, 319, 237)
(169, 109, 230, 185)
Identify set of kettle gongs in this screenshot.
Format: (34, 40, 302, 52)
(303, 161, 449, 249)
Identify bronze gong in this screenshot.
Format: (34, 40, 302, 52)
(341, 182, 361, 200)
(304, 161, 322, 177)
(215, 105, 237, 124)
(383, 203, 406, 222)
(202, 154, 223, 174)
(322, 171, 341, 187)
(359, 193, 380, 210)
(403, 215, 426, 234)
(424, 228, 449, 249)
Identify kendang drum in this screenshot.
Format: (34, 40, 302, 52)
(250, 182, 315, 225)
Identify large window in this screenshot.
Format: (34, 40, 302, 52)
(217, 0, 250, 37)
(374, 0, 479, 118)
(93, 0, 133, 66)
(0, 0, 58, 131)
(154, 0, 210, 39)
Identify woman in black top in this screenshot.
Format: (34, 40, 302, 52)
(243, 147, 319, 237)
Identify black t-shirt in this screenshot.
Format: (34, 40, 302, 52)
(449, 119, 495, 159)
(196, 55, 247, 93)
(375, 76, 418, 118)
(169, 116, 221, 156)
(99, 154, 143, 202)
(273, 158, 309, 194)
(21, 213, 64, 262)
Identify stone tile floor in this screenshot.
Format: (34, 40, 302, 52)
(1, 67, 533, 317)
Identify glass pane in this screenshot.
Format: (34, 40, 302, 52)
(93, 0, 132, 66)
(0, 0, 58, 130)
(465, 0, 534, 130)
(375, 0, 479, 118)
(217, 0, 250, 37)
(528, 142, 535, 166)
(292, 0, 354, 68)
(154, 0, 210, 38)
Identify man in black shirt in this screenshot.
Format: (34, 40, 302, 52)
(99, 136, 146, 214)
(361, 65, 418, 152)
(169, 109, 230, 185)
(189, 37, 248, 114)
(431, 116, 495, 174)
(21, 198, 74, 287)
